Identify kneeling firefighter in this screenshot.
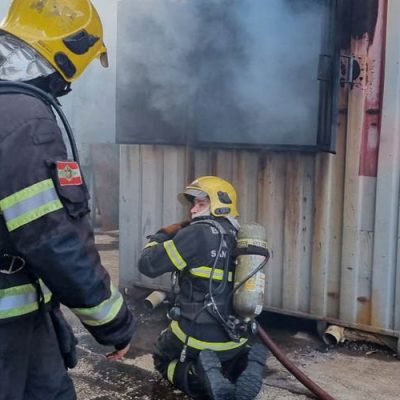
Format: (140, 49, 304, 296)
(138, 176, 269, 400)
(0, 1, 136, 399)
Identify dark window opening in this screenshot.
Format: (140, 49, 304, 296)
(116, 0, 341, 152)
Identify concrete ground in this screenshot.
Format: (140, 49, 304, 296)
(65, 231, 400, 400)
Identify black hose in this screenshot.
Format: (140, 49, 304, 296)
(257, 323, 337, 400)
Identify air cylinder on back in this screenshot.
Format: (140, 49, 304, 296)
(233, 222, 269, 321)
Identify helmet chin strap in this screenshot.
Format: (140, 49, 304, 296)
(24, 72, 71, 98)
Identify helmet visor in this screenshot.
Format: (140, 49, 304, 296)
(184, 189, 208, 198)
(178, 188, 208, 207)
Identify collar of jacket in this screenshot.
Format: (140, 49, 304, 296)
(190, 215, 239, 231)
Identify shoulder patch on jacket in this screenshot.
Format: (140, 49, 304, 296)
(57, 161, 83, 186)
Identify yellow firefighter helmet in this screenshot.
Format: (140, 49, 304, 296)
(0, 0, 108, 82)
(182, 176, 239, 217)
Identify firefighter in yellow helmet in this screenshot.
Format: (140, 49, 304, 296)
(138, 176, 268, 400)
(0, 0, 108, 91)
(0, 2, 135, 399)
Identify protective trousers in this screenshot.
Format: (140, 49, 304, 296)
(154, 328, 250, 399)
(0, 312, 76, 400)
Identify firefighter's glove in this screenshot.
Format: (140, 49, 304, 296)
(145, 221, 190, 244)
(160, 221, 190, 235)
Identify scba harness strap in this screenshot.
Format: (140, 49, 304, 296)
(232, 244, 270, 258)
(0, 81, 80, 162)
(190, 218, 228, 236)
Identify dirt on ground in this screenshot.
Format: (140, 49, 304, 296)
(65, 232, 400, 400)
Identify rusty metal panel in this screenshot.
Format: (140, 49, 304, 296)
(119, 145, 186, 291)
(231, 151, 259, 224)
(371, 0, 400, 330)
(310, 151, 344, 319)
(162, 146, 188, 224)
(309, 74, 348, 320)
(192, 148, 213, 178)
(119, 145, 142, 289)
(257, 153, 286, 309)
(340, 0, 386, 326)
(396, 232, 400, 331)
(214, 150, 235, 181)
(282, 154, 314, 313)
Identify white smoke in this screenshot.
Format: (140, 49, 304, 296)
(117, 0, 330, 146)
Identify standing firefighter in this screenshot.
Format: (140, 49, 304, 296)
(0, 1, 135, 399)
(138, 176, 268, 400)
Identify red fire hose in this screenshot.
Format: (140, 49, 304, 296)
(257, 324, 336, 400)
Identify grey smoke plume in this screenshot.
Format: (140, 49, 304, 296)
(117, 0, 331, 146)
(1, 0, 331, 148)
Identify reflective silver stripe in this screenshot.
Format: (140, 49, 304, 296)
(144, 241, 158, 249)
(0, 290, 37, 311)
(190, 266, 233, 282)
(3, 187, 59, 221)
(163, 240, 187, 271)
(72, 285, 124, 327)
(0, 179, 63, 231)
(0, 280, 52, 319)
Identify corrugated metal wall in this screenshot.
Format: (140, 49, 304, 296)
(119, 0, 400, 340)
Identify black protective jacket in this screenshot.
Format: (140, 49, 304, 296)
(139, 216, 247, 348)
(0, 92, 135, 348)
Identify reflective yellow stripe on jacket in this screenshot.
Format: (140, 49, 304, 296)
(167, 360, 178, 384)
(170, 320, 247, 351)
(144, 241, 158, 249)
(71, 285, 124, 327)
(163, 240, 187, 271)
(0, 280, 52, 319)
(0, 179, 63, 232)
(190, 266, 233, 282)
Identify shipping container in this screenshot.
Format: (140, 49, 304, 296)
(118, 0, 399, 352)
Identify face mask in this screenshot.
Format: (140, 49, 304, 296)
(0, 33, 54, 81)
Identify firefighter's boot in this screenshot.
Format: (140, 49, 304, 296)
(197, 349, 235, 400)
(235, 343, 268, 400)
